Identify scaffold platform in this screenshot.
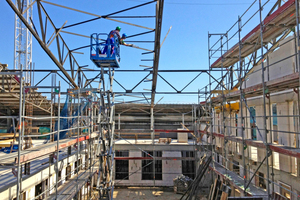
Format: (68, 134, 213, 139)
(211, 0, 296, 68)
(0, 132, 98, 166)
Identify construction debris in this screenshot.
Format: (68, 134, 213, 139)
(173, 174, 193, 194)
(158, 138, 172, 144)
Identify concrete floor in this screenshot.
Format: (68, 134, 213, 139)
(113, 187, 183, 200)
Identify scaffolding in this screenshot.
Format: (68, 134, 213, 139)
(198, 0, 300, 199)
(0, 69, 101, 200)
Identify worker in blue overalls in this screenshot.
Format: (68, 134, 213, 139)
(102, 26, 122, 56)
(109, 26, 121, 41)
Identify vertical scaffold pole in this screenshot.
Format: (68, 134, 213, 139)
(151, 107, 154, 144)
(76, 87, 80, 195)
(204, 86, 208, 154)
(259, 1, 270, 199)
(55, 81, 61, 200)
(238, 15, 247, 195)
(16, 66, 23, 200)
(220, 35, 228, 173)
(208, 32, 215, 181)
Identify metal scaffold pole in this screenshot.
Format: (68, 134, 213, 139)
(259, 1, 270, 199)
(16, 66, 23, 200)
(237, 15, 248, 195)
(208, 32, 215, 181)
(55, 81, 61, 200)
(76, 86, 80, 196)
(220, 34, 228, 175)
(88, 95, 93, 198)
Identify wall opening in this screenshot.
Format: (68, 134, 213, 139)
(279, 182, 291, 200)
(58, 170, 62, 187)
(233, 160, 239, 175)
(273, 152, 280, 169)
(181, 151, 195, 179)
(115, 150, 129, 180)
(272, 103, 278, 143)
(250, 146, 258, 162)
(235, 113, 238, 136)
(35, 182, 43, 200)
(258, 172, 266, 189)
(250, 107, 256, 140)
(142, 151, 162, 180)
(66, 165, 71, 180)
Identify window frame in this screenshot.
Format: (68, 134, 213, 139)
(142, 151, 162, 180)
(115, 150, 129, 180)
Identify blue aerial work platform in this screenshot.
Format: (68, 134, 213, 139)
(90, 33, 120, 68)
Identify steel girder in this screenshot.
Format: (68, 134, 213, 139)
(7, 0, 80, 88)
(150, 0, 164, 107)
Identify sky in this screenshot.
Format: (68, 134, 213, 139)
(0, 0, 277, 104)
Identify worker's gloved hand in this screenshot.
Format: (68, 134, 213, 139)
(130, 44, 134, 47)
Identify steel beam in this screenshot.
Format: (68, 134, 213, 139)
(150, 0, 164, 107)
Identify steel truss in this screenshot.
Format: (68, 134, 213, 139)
(6, 0, 165, 102)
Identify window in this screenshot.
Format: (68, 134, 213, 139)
(66, 165, 71, 180)
(250, 146, 258, 162)
(35, 182, 43, 200)
(74, 159, 81, 174)
(273, 152, 280, 169)
(75, 161, 78, 174)
(236, 142, 240, 154)
(272, 104, 278, 143)
(235, 114, 238, 136)
(293, 157, 297, 176)
(45, 179, 48, 196)
(293, 101, 298, 148)
(115, 150, 129, 180)
(216, 153, 220, 163)
(182, 151, 195, 179)
(85, 154, 89, 169)
(217, 118, 220, 133)
(250, 107, 256, 140)
(58, 170, 62, 187)
(78, 159, 81, 170)
(280, 182, 291, 200)
(142, 151, 162, 180)
(232, 160, 239, 175)
(258, 172, 266, 189)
